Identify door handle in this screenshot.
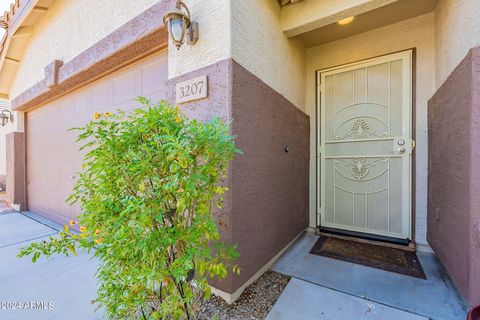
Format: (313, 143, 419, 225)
(398, 147, 406, 153)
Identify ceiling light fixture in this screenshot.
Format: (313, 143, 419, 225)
(338, 16, 355, 25)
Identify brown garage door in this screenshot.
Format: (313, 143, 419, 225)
(26, 51, 168, 224)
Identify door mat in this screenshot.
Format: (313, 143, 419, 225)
(310, 235, 426, 279)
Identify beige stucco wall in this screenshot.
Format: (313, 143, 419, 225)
(9, 0, 232, 100)
(168, 0, 231, 78)
(10, 0, 160, 100)
(231, 0, 306, 110)
(434, 0, 480, 87)
(9, 0, 305, 111)
(305, 13, 436, 245)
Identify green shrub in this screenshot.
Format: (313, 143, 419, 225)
(19, 98, 241, 319)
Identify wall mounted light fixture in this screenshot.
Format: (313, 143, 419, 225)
(163, 0, 199, 50)
(0, 109, 13, 127)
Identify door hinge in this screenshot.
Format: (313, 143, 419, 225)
(411, 139, 416, 149)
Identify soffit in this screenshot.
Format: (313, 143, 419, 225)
(295, 0, 438, 47)
(0, 0, 54, 99)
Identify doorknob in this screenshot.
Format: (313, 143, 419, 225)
(398, 147, 406, 153)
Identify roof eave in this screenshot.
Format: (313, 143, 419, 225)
(0, 0, 45, 99)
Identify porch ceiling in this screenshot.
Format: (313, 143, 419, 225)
(286, 0, 438, 48)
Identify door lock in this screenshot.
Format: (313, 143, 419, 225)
(397, 139, 405, 146)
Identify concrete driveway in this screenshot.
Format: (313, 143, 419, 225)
(0, 211, 101, 320)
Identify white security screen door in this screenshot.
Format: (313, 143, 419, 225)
(318, 51, 413, 240)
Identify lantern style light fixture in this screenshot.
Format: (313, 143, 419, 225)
(0, 109, 13, 127)
(163, 0, 199, 50)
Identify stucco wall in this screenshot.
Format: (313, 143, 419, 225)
(10, 0, 161, 99)
(231, 0, 306, 110)
(9, 0, 305, 113)
(6, 131, 25, 210)
(167, 0, 231, 78)
(305, 13, 435, 245)
(428, 46, 480, 306)
(0, 122, 10, 178)
(230, 59, 310, 292)
(434, 0, 480, 88)
(0, 114, 15, 190)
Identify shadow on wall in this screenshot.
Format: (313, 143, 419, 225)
(0, 175, 5, 192)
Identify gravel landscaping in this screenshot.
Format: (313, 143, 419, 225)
(198, 271, 290, 320)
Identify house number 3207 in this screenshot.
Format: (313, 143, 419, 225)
(175, 75, 208, 104)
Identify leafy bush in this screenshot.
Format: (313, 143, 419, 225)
(19, 98, 240, 319)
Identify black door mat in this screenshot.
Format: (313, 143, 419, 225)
(310, 235, 426, 279)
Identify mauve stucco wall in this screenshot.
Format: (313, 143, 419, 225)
(434, 0, 480, 88)
(305, 13, 435, 245)
(428, 46, 480, 306)
(470, 47, 480, 307)
(1, 116, 16, 192)
(10, 0, 162, 100)
(231, 0, 306, 110)
(0, 121, 11, 177)
(230, 60, 310, 292)
(6, 131, 25, 209)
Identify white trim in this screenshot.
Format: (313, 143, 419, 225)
(210, 229, 306, 304)
(316, 50, 413, 240)
(416, 243, 434, 254)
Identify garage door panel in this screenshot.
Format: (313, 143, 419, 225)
(92, 82, 114, 111)
(142, 54, 168, 96)
(27, 51, 168, 222)
(74, 91, 92, 123)
(113, 68, 142, 106)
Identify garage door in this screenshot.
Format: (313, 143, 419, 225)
(26, 51, 168, 224)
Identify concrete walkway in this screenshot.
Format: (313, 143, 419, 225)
(267, 278, 428, 320)
(267, 233, 470, 320)
(0, 211, 101, 320)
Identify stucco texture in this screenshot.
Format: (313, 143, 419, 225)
(9, 0, 160, 100)
(167, 0, 231, 79)
(6, 131, 25, 210)
(428, 46, 480, 306)
(305, 13, 435, 245)
(167, 59, 310, 295)
(435, 0, 480, 88)
(231, 0, 306, 110)
(0, 121, 12, 177)
(229, 60, 310, 292)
